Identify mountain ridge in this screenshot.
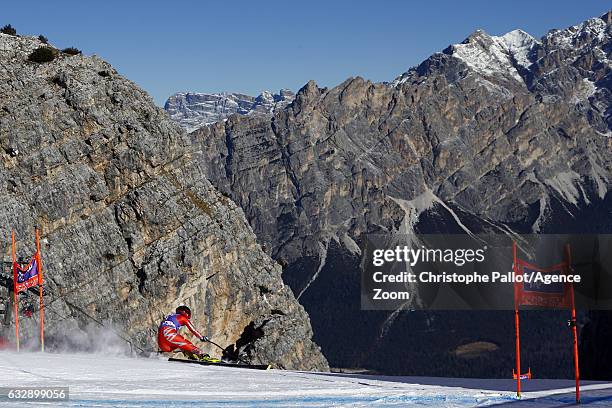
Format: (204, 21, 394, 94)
(181, 10, 611, 376)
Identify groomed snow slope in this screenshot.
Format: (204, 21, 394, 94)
(0, 351, 611, 407)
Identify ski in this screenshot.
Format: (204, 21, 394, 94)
(168, 357, 272, 370)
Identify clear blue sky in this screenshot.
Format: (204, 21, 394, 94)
(3, 1, 608, 105)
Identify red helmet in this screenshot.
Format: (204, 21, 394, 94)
(176, 305, 192, 319)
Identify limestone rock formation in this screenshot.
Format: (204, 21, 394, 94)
(185, 12, 612, 376)
(165, 89, 295, 132)
(0, 32, 328, 371)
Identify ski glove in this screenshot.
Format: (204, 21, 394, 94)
(200, 336, 210, 342)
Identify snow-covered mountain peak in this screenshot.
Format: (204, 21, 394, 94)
(257, 90, 275, 103)
(544, 14, 610, 51)
(499, 29, 539, 67)
(445, 28, 538, 83)
(391, 12, 610, 89)
(500, 28, 535, 43)
(496, 30, 539, 57)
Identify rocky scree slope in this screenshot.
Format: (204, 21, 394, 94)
(0, 33, 328, 371)
(188, 12, 612, 376)
(165, 89, 295, 133)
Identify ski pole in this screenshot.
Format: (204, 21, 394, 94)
(204, 338, 250, 365)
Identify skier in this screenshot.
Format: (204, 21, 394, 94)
(158, 305, 217, 362)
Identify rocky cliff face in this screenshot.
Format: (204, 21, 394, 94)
(0, 33, 328, 371)
(186, 12, 612, 376)
(165, 89, 295, 132)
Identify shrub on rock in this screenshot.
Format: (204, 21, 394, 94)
(0, 24, 17, 36)
(28, 46, 58, 63)
(62, 47, 82, 56)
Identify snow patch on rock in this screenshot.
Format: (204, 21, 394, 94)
(571, 78, 597, 104)
(297, 239, 329, 300)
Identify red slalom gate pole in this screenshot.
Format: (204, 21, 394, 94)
(11, 230, 20, 352)
(565, 244, 580, 404)
(513, 241, 521, 398)
(514, 308, 521, 398)
(36, 227, 45, 352)
(571, 300, 579, 404)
